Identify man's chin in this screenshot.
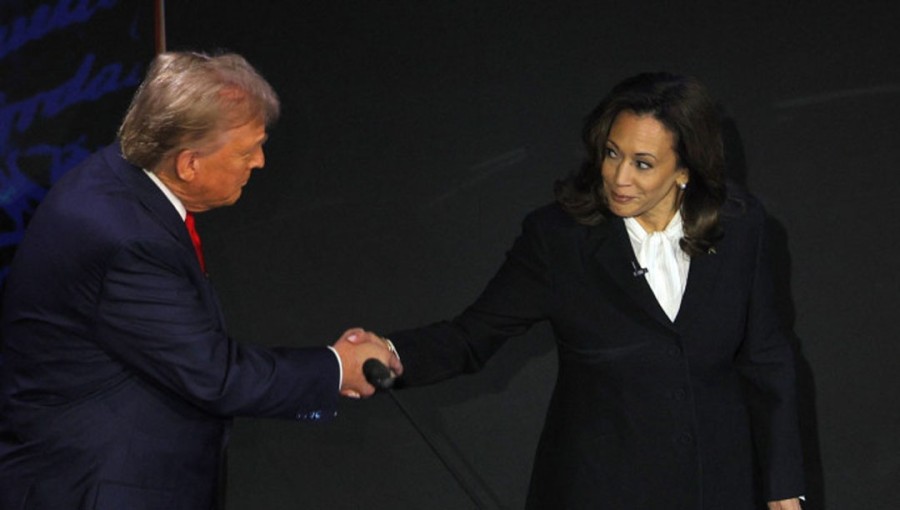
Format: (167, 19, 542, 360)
(223, 191, 243, 206)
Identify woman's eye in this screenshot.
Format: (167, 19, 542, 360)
(635, 160, 652, 170)
(604, 147, 618, 158)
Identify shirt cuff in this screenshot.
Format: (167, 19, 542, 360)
(326, 345, 342, 392)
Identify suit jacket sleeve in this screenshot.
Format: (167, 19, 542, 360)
(93, 233, 340, 421)
(734, 206, 805, 500)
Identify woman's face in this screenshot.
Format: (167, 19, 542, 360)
(600, 110, 688, 232)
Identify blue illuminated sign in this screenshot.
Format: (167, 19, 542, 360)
(0, 0, 150, 282)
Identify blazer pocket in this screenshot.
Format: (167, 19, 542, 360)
(93, 481, 176, 510)
(556, 337, 653, 363)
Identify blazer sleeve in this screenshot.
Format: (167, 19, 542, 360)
(735, 207, 806, 500)
(390, 207, 556, 386)
(93, 233, 340, 421)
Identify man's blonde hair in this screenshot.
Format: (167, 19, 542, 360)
(118, 51, 280, 170)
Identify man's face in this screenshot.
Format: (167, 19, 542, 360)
(184, 117, 268, 212)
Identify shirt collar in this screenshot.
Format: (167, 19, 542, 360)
(624, 211, 683, 243)
(142, 168, 187, 220)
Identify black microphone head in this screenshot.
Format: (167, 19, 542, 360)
(362, 358, 394, 390)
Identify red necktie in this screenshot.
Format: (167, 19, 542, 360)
(184, 212, 206, 273)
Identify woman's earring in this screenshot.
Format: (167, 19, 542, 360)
(678, 181, 688, 190)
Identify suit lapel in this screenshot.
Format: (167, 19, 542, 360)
(104, 143, 222, 326)
(104, 144, 193, 250)
(674, 244, 723, 330)
(586, 217, 677, 332)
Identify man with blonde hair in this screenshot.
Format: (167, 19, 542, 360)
(0, 51, 399, 509)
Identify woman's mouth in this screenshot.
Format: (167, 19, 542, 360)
(609, 191, 634, 203)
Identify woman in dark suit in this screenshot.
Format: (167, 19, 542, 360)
(381, 73, 805, 509)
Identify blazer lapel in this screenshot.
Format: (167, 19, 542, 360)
(674, 245, 723, 330)
(586, 217, 677, 332)
(584, 213, 725, 332)
(104, 144, 193, 249)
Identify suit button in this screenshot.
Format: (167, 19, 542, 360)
(667, 346, 682, 358)
(673, 389, 686, 401)
(678, 433, 693, 445)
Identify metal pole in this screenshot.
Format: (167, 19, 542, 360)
(154, 0, 166, 54)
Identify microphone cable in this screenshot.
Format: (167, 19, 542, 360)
(363, 359, 498, 509)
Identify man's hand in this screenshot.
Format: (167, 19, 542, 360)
(768, 498, 802, 510)
(332, 328, 403, 398)
(348, 331, 403, 380)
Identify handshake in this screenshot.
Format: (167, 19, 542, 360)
(332, 328, 404, 399)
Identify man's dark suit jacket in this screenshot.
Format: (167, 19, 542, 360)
(0, 144, 340, 509)
(390, 193, 805, 509)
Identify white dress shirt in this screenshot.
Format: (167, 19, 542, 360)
(624, 212, 690, 322)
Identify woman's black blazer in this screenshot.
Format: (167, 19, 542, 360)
(391, 187, 805, 510)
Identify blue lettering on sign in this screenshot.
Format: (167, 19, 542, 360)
(1, 137, 93, 215)
(1, 137, 93, 279)
(0, 1, 146, 286)
(0, 53, 139, 235)
(0, 53, 142, 154)
(0, 0, 120, 60)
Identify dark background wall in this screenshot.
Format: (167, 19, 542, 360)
(5, 1, 899, 508)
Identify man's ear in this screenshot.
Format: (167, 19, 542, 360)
(174, 149, 198, 182)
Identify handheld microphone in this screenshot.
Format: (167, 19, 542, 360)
(363, 358, 394, 390)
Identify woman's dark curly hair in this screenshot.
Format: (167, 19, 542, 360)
(555, 72, 725, 256)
